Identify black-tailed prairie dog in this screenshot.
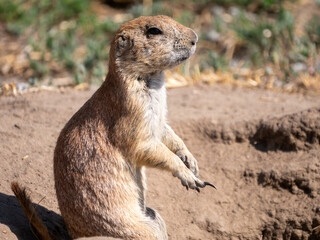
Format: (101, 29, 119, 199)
(11, 15, 215, 240)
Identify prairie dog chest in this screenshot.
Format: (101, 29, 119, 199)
(142, 73, 167, 138)
(146, 86, 166, 120)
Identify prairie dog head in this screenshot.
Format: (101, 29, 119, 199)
(110, 15, 198, 75)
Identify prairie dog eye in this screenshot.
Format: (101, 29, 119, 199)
(147, 27, 162, 35)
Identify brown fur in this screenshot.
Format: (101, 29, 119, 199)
(12, 15, 209, 240)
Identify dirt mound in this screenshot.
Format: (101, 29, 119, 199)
(256, 170, 317, 197)
(253, 108, 320, 151)
(262, 216, 320, 240)
(201, 107, 320, 151)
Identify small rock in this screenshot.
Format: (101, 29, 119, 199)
(291, 185, 299, 194)
(310, 190, 317, 198)
(291, 62, 307, 73)
(207, 30, 220, 42)
(16, 82, 29, 92)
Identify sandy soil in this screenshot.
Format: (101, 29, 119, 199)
(0, 84, 319, 240)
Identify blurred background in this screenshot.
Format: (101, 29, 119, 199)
(0, 0, 319, 94)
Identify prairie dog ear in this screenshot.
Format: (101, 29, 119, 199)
(115, 32, 134, 57)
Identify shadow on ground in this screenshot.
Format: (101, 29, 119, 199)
(0, 192, 70, 240)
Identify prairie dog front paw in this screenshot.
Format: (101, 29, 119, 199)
(173, 165, 204, 192)
(176, 150, 199, 177)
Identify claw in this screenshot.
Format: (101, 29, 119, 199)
(186, 186, 189, 191)
(196, 187, 200, 193)
(178, 154, 190, 169)
(182, 156, 187, 163)
(178, 154, 186, 162)
(204, 181, 217, 189)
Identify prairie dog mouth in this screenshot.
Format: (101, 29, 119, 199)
(177, 55, 189, 62)
(175, 49, 194, 63)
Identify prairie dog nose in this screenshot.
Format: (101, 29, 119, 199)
(190, 30, 198, 46)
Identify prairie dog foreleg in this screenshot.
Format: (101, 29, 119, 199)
(136, 141, 204, 191)
(162, 124, 199, 177)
